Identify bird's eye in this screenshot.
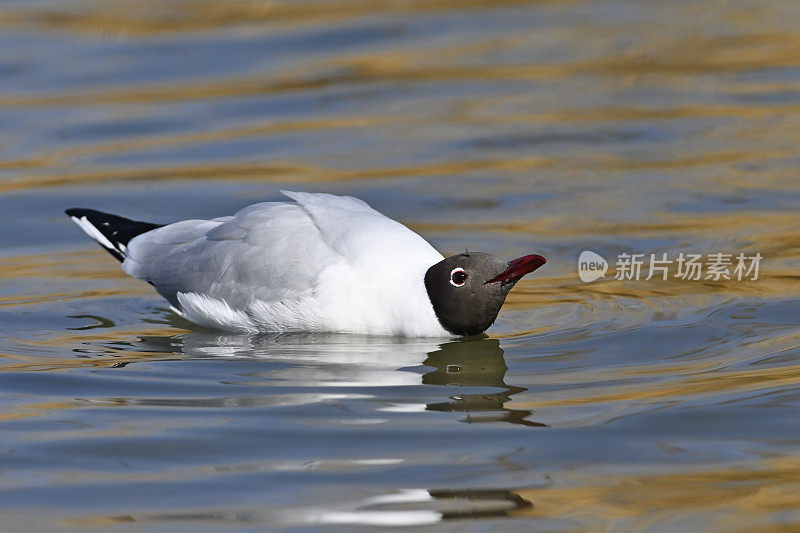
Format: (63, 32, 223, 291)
(450, 267, 468, 287)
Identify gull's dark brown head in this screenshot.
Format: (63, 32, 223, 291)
(424, 252, 546, 336)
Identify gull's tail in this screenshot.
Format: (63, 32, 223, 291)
(65, 208, 163, 262)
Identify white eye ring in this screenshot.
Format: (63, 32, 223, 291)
(449, 267, 468, 287)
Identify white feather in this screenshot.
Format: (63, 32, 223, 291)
(71, 216, 116, 251)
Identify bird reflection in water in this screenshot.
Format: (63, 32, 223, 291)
(94, 325, 544, 427)
(86, 487, 532, 527)
(423, 338, 546, 427)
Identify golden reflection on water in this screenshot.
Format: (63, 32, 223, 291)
(511, 359, 800, 410)
(0, 1, 797, 196)
(0, 156, 556, 193)
(513, 457, 800, 532)
(0, 251, 136, 280)
(0, 0, 559, 36)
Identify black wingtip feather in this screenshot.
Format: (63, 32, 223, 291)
(65, 208, 163, 263)
(65, 207, 86, 217)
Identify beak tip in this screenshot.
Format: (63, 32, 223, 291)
(485, 253, 546, 285)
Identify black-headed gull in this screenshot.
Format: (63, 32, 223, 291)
(66, 191, 545, 336)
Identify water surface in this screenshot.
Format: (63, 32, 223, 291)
(1, 0, 800, 530)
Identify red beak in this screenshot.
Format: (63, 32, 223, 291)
(484, 254, 546, 286)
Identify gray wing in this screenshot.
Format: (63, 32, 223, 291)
(123, 202, 338, 309)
